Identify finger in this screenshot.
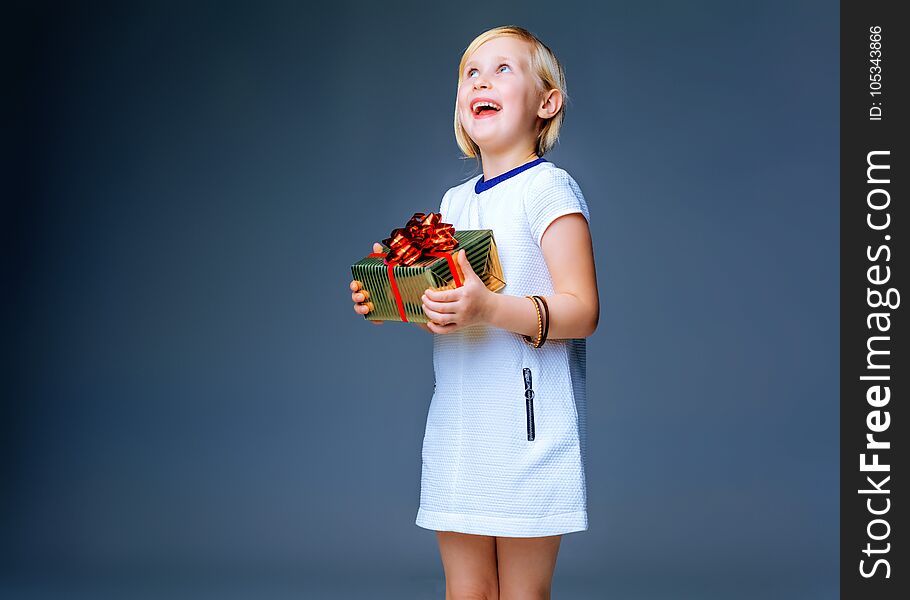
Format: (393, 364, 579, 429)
(426, 319, 457, 333)
(458, 249, 475, 273)
(423, 304, 454, 324)
(370, 319, 384, 325)
(373, 242, 383, 253)
(352, 289, 369, 303)
(421, 293, 455, 313)
(351, 279, 361, 291)
(424, 287, 457, 302)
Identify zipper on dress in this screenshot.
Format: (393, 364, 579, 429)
(523, 367, 535, 441)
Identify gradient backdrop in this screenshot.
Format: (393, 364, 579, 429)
(4, 1, 838, 598)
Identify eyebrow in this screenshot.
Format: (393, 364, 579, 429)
(465, 55, 517, 68)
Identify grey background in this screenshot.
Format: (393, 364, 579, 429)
(4, 0, 838, 597)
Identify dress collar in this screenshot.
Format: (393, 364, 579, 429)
(475, 157, 548, 194)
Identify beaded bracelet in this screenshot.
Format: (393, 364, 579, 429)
(522, 295, 543, 347)
(533, 295, 550, 347)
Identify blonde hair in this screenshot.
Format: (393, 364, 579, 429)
(454, 25, 568, 160)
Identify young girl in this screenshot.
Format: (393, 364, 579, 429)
(350, 25, 598, 599)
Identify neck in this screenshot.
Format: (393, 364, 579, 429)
(479, 144, 540, 182)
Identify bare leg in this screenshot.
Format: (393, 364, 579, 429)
(495, 535, 562, 600)
(436, 531, 500, 600)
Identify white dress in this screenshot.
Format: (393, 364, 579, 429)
(415, 158, 591, 537)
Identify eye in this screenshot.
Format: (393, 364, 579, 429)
(467, 68, 478, 77)
(498, 64, 512, 73)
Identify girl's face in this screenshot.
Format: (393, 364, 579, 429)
(457, 36, 544, 156)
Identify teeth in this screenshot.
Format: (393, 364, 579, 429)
(473, 100, 501, 114)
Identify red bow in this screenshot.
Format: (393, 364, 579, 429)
(368, 212, 463, 322)
(380, 211, 459, 265)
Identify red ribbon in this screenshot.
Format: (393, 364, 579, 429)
(367, 212, 463, 322)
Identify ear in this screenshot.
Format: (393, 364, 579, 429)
(537, 88, 563, 120)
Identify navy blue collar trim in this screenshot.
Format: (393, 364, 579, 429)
(474, 157, 548, 194)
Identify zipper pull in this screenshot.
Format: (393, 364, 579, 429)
(523, 367, 535, 441)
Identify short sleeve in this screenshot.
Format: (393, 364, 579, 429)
(524, 167, 591, 247)
(438, 188, 453, 222)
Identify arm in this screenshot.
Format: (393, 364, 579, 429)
(485, 213, 599, 340)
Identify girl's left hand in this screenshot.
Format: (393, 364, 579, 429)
(421, 249, 493, 334)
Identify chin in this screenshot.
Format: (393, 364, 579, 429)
(467, 128, 494, 142)
(466, 123, 503, 142)
(472, 127, 516, 148)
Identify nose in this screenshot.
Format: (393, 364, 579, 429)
(472, 73, 491, 89)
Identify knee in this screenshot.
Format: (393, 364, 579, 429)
(499, 588, 550, 600)
(446, 580, 499, 600)
(499, 583, 549, 600)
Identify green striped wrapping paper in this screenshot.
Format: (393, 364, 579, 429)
(350, 229, 506, 323)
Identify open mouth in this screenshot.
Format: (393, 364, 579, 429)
(471, 99, 502, 118)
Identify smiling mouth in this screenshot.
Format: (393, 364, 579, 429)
(471, 100, 502, 117)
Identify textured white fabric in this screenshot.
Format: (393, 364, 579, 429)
(415, 160, 590, 537)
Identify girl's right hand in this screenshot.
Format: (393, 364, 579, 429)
(351, 243, 385, 325)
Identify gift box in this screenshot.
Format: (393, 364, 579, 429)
(350, 212, 506, 323)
